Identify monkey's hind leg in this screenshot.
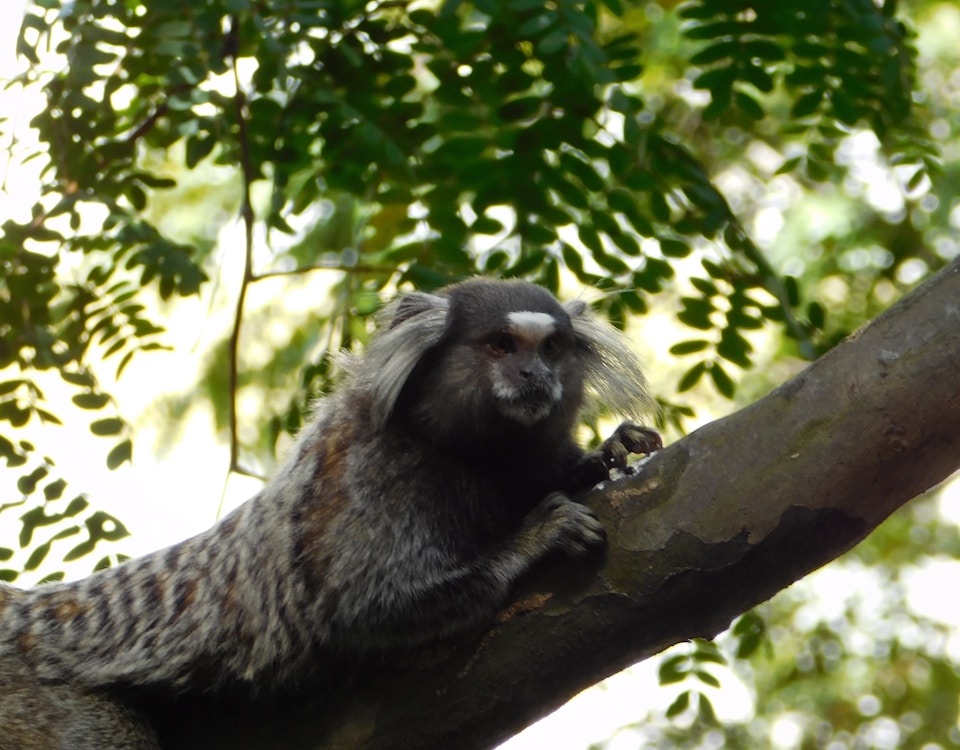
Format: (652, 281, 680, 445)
(0, 653, 160, 750)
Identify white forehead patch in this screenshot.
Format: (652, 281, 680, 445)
(507, 311, 556, 339)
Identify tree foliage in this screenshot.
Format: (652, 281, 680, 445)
(1, 0, 958, 746)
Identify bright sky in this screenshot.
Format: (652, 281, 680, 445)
(2, 4, 959, 748)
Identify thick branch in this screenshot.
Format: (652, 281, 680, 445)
(152, 258, 960, 749)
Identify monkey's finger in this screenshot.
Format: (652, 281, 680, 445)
(617, 423, 663, 456)
(601, 439, 629, 471)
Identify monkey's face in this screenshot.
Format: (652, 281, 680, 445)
(482, 311, 574, 426)
(388, 279, 588, 445)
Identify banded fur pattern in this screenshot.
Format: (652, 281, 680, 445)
(0, 278, 660, 748)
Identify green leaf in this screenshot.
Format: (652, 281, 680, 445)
(807, 301, 826, 330)
(678, 362, 707, 393)
(698, 692, 719, 725)
(666, 690, 691, 718)
(678, 297, 715, 331)
(537, 27, 569, 56)
(186, 134, 216, 168)
(594, 251, 629, 275)
(690, 41, 738, 66)
(17, 466, 49, 495)
(520, 221, 557, 246)
(561, 243, 590, 282)
(116, 350, 135, 378)
(498, 96, 543, 122)
(106, 439, 133, 470)
(72, 392, 110, 410)
(649, 191, 671, 223)
(43, 478, 68, 501)
(689, 277, 717, 296)
(24, 541, 50, 571)
(660, 238, 691, 258)
(470, 215, 505, 235)
(518, 12, 556, 38)
(735, 90, 765, 120)
(35, 409, 62, 425)
(578, 224, 603, 255)
(60, 370, 96, 388)
(693, 65, 736, 93)
(560, 152, 605, 193)
(25, 527, 79, 571)
(784, 275, 801, 306)
(90, 418, 124, 436)
(792, 88, 825, 118)
(670, 340, 709, 355)
(717, 327, 753, 368)
(551, 177, 589, 210)
(610, 231, 641, 256)
(609, 189, 653, 237)
(733, 612, 769, 658)
(0, 380, 24, 396)
(775, 155, 803, 175)
(695, 669, 721, 688)
(434, 135, 487, 160)
(658, 654, 689, 685)
(740, 63, 774, 93)
(709, 362, 736, 399)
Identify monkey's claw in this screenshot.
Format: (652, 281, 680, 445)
(616, 422, 663, 456)
(601, 422, 662, 471)
(531, 493, 606, 556)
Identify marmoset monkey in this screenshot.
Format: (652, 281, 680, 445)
(0, 278, 660, 749)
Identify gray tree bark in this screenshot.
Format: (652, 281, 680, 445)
(155, 257, 960, 750)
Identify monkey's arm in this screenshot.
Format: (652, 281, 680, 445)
(328, 493, 604, 649)
(568, 422, 662, 492)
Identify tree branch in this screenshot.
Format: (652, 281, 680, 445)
(151, 257, 960, 749)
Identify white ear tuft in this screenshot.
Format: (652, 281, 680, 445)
(364, 292, 450, 426)
(565, 299, 656, 420)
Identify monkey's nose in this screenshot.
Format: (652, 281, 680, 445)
(518, 358, 550, 381)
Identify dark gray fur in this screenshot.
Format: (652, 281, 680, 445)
(0, 278, 660, 748)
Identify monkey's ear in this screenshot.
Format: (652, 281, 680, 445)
(365, 292, 451, 426)
(386, 291, 448, 329)
(564, 299, 656, 420)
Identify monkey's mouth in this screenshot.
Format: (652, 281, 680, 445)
(496, 387, 558, 426)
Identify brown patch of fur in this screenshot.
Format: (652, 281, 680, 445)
(53, 600, 86, 624)
(170, 579, 198, 625)
(16, 632, 38, 655)
(294, 426, 353, 590)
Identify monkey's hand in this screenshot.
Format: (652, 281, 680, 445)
(571, 421, 662, 490)
(596, 421, 662, 472)
(519, 492, 606, 557)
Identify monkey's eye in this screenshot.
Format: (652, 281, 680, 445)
(542, 335, 563, 357)
(488, 332, 515, 356)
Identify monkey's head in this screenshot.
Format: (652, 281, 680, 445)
(429, 279, 584, 429)
(359, 278, 653, 447)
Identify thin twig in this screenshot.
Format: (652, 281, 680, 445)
(125, 100, 171, 145)
(219, 16, 260, 516)
(250, 262, 394, 282)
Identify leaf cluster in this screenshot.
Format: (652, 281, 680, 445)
(1, 0, 945, 580)
(0, 444, 130, 584)
(683, 0, 936, 184)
